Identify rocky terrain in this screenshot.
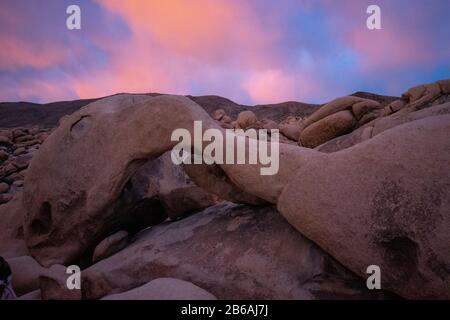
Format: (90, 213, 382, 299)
(0, 79, 449, 300)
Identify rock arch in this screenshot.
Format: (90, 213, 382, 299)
(22, 94, 450, 298)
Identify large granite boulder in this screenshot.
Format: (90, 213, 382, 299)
(81, 203, 388, 300)
(279, 115, 450, 299)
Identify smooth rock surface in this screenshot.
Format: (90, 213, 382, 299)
(82, 203, 389, 300)
(102, 278, 217, 300)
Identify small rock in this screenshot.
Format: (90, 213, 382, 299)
(236, 111, 258, 129)
(300, 110, 357, 148)
(2, 163, 17, 176)
(6, 171, 24, 182)
(0, 135, 12, 146)
(0, 182, 9, 193)
(279, 123, 301, 141)
(29, 127, 40, 135)
(221, 115, 232, 124)
(160, 185, 218, 219)
(14, 135, 34, 143)
(388, 100, 407, 113)
(0, 150, 8, 162)
(437, 79, 450, 94)
(402, 84, 426, 103)
(261, 119, 278, 131)
(15, 140, 40, 148)
(13, 147, 26, 156)
(12, 129, 27, 139)
(212, 109, 225, 121)
(352, 100, 381, 120)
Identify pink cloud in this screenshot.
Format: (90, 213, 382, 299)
(69, 0, 291, 103)
(348, 24, 433, 72)
(1, 77, 76, 102)
(244, 69, 322, 104)
(94, 0, 277, 66)
(0, 34, 69, 71)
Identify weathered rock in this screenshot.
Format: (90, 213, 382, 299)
(352, 100, 381, 120)
(387, 99, 407, 114)
(236, 111, 257, 129)
(102, 278, 217, 300)
(2, 163, 17, 176)
(182, 163, 266, 206)
(437, 79, 450, 94)
(0, 135, 12, 146)
(0, 193, 29, 259)
(299, 110, 356, 148)
(92, 231, 129, 263)
(160, 185, 218, 219)
(300, 96, 364, 130)
(221, 115, 232, 124)
(402, 84, 426, 103)
(7, 255, 46, 296)
(13, 147, 26, 156)
(409, 83, 442, 109)
(212, 109, 225, 121)
(315, 99, 449, 153)
(124, 151, 219, 223)
(12, 129, 27, 139)
(260, 119, 278, 131)
(372, 101, 450, 137)
(5, 171, 25, 182)
(40, 264, 81, 300)
(23, 95, 223, 266)
(14, 135, 34, 143)
(0, 150, 8, 162)
(15, 140, 40, 148)
(315, 126, 373, 153)
(21, 91, 450, 300)
(82, 203, 388, 300)
(357, 108, 382, 126)
(279, 123, 300, 141)
(278, 115, 450, 299)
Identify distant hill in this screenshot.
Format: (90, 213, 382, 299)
(0, 92, 397, 128)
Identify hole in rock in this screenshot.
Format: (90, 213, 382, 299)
(381, 235, 419, 281)
(70, 115, 92, 138)
(30, 201, 52, 235)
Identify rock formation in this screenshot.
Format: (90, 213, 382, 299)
(1, 79, 449, 300)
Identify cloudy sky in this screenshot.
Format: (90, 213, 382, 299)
(1, 0, 449, 104)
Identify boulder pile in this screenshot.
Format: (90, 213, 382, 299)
(0, 127, 51, 204)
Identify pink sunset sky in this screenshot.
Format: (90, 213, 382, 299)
(0, 0, 449, 104)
